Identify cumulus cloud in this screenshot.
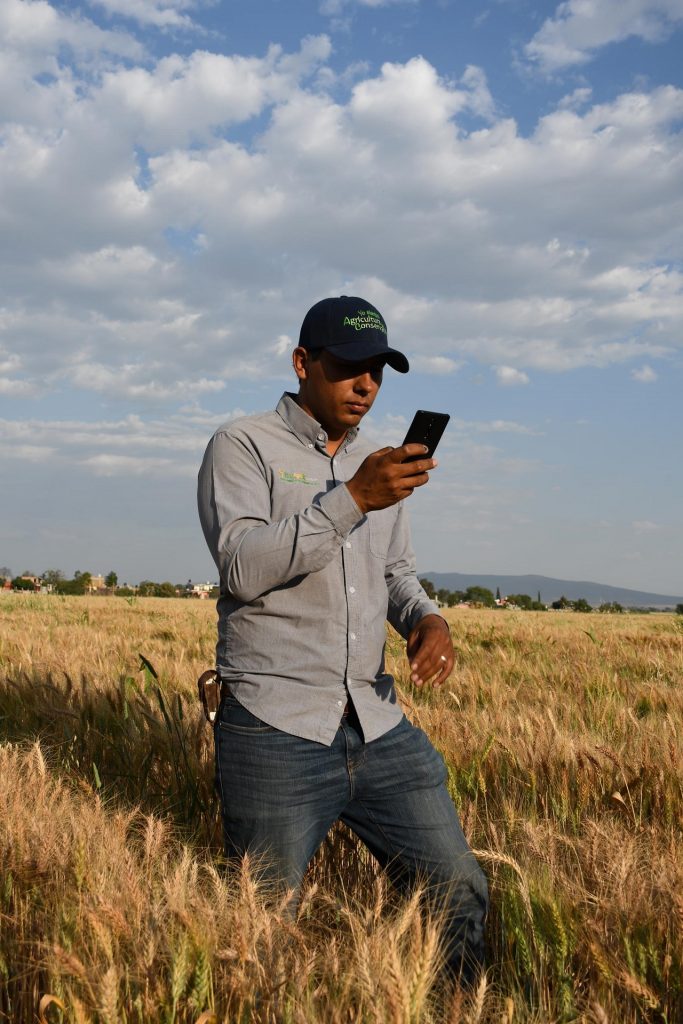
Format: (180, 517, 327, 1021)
(468, 419, 539, 435)
(410, 355, 460, 374)
(82, 453, 189, 476)
(0, 407, 246, 476)
(631, 364, 658, 381)
(495, 366, 530, 386)
(94, 35, 333, 150)
(1, 4, 682, 412)
(0, 0, 143, 69)
(0, 441, 56, 460)
(525, 0, 683, 73)
(88, 0, 200, 31)
(632, 519, 661, 531)
(320, 0, 418, 15)
(68, 361, 227, 400)
(0, 377, 40, 397)
(557, 86, 593, 111)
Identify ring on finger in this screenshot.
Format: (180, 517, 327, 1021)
(440, 655, 447, 663)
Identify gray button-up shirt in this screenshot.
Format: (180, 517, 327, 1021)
(197, 392, 439, 745)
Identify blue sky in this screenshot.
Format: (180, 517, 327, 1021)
(1, 0, 682, 593)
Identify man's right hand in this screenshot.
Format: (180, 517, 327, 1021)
(346, 445, 437, 514)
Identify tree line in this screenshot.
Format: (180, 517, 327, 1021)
(0, 567, 218, 599)
(1, 570, 119, 594)
(2, 566, 680, 613)
(418, 579, 633, 613)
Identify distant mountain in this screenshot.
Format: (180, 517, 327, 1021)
(421, 572, 683, 609)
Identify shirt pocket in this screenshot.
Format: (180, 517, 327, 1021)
(368, 507, 396, 560)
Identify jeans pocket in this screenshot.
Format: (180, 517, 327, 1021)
(218, 696, 276, 735)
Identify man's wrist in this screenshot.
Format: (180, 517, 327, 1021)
(345, 478, 369, 515)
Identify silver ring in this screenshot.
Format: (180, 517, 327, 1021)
(440, 655, 447, 663)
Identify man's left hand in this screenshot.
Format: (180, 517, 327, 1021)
(406, 614, 454, 687)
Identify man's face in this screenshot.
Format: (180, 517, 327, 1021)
(294, 348, 384, 440)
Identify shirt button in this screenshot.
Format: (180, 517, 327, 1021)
(350, 632, 356, 640)
(307, 443, 313, 448)
(337, 699, 343, 707)
(348, 586, 355, 594)
(345, 541, 351, 548)
(317, 432, 325, 441)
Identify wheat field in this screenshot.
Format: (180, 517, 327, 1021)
(1, 594, 682, 1023)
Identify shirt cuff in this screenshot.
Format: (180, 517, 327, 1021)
(404, 599, 442, 633)
(317, 481, 364, 538)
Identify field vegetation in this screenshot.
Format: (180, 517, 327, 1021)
(1, 595, 682, 1022)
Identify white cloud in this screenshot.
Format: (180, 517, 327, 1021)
(348, 56, 492, 140)
(48, 245, 166, 287)
(272, 334, 294, 356)
(0, 0, 143, 65)
(320, 0, 418, 14)
(88, 0, 199, 30)
(0, 407, 247, 476)
(631, 364, 658, 381)
(459, 64, 496, 122)
(0, 442, 56, 460)
(68, 362, 227, 400)
(1, 14, 682, 410)
(632, 519, 661, 531)
(495, 366, 530, 386)
(410, 355, 460, 374)
(525, 0, 683, 73)
(82, 453, 189, 476)
(469, 419, 539, 435)
(0, 377, 40, 397)
(94, 36, 332, 150)
(557, 86, 593, 111)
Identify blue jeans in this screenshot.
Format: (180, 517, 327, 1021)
(214, 694, 488, 983)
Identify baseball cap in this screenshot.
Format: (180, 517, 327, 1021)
(298, 296, 409, 373)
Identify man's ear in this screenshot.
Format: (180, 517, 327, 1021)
(292, 346, 309, 383)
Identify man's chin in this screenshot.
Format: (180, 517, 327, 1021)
(344, 412, 366, 427)
(327, 406, 369, 436)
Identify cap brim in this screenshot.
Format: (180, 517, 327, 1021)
(324, 342, 410, 374)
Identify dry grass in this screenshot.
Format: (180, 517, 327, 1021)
(1, 594, 682, 1022)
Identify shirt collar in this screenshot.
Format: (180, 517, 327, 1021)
(276, 392, 359, 453)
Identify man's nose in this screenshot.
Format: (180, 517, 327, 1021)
(355, 372, 376, 393)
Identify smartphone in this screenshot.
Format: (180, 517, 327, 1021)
(401, 410, 450, 462)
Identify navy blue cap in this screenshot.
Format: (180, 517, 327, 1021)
(299, 296, 409, 373)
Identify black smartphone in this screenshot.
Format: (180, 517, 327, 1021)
(401, 410, 450, 462)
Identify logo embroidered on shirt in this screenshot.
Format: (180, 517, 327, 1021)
(278, 469, 319, 485)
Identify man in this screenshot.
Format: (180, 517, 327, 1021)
(197, 296, 487, 983)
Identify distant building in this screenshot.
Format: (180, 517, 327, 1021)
(185, 580, 215, 599)
(20, 575, 42, 590)
(88, 574, 106, 591)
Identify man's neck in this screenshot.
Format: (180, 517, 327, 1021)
(325, 435, 346, 457)
(292, 394, 347, 456)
